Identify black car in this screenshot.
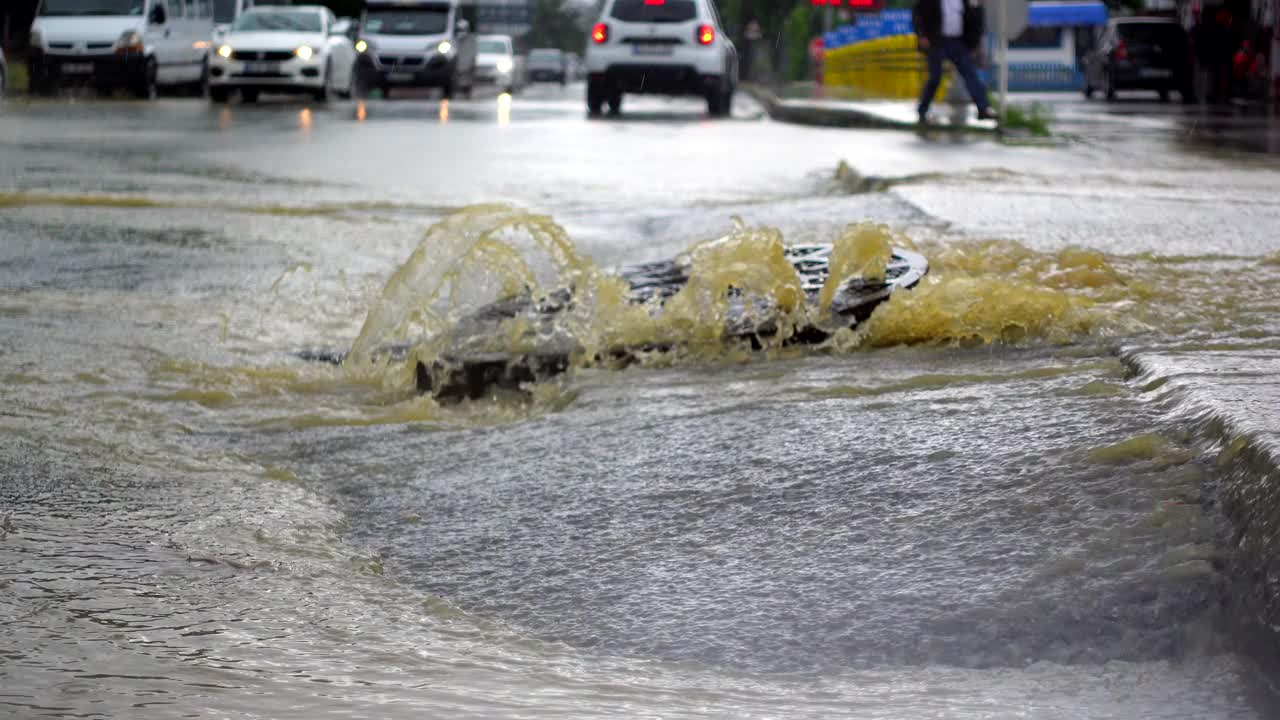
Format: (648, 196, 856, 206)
(1084, 17, 1193, 102)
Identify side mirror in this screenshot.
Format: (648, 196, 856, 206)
(454, 18, 470, 36)
(149, 3, 166, 25)
(331, 19, 351, 37)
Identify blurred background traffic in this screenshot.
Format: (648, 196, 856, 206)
(0, 0, 1275, 108)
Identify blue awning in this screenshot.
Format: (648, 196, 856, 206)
(1027, 1, 1108, 27)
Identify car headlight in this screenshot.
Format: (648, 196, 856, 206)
(295, 45, 315, 60)
(496, 57, 512, 73)
(436, 40, 452, 55)
(355, 39, 370, 53)
(216, 44, 233, 59)
(115, 29, 144, 53)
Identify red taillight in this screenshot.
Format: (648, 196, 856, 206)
(1113, 40, 1127, 61)
(697, 24, 714, 45)
(592, 23, 608, 44)
(643, 0, 665, 5)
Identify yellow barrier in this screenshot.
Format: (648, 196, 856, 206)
(823, 34, 949, 101)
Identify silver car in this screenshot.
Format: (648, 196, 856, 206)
(475, 34, 521, 94)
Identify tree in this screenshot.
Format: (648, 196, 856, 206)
(523, 0, 589, 54)
(717, 0, 808, 82)
(781, 3, 815, 81)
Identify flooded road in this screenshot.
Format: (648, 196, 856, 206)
(3, 85, 1280, 718)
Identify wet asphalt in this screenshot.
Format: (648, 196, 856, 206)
(2, 82, 1280, 719)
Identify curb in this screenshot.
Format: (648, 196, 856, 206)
(1120, 347, 1280, 662)
(742, 83, 907, 130)
(744, 82, 1022, 138)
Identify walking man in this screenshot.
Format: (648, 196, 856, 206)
(913, 0, 996, 123)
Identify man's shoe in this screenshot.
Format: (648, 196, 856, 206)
(977, 108, 998, 121)
(917, 112, 929, 126)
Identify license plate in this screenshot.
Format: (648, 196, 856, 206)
(1140, 68, 1172, 78)
(244, 61, 279, 74)
(387, 72, 414, 82)
(632, 44, 673, 57)
(61, 62, 94, 74)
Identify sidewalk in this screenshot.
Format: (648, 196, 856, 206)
(746, 83, 1280, 154)
(743, 82, 999, 133)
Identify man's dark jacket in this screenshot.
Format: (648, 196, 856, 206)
(912, 0, 985, 50)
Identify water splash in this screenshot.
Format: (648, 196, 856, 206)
(346, 206, 1165, 387)
(137, 206, 1279, 427)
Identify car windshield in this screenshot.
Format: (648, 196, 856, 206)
(364, 7, 449, 35)
(212, 0, 236, 24)
(1118, 22, 1185, 46)
(231, 10, 323, 32)
(610, 0, 697, 23)
(39, 0, 143, 17)
(478, 39, 508, 54)
(529, 50, 562, 65)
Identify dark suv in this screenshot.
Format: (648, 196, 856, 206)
(1083, 17, 1193, 102)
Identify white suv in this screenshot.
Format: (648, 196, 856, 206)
(584, 0, 737, 117)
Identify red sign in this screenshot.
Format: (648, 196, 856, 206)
(812, 0, 882, 10)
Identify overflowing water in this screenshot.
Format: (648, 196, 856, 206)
(3, 96, 1280, 718)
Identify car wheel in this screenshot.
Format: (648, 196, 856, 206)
(189, 59, 209, 97)
(352, 66, 369, 99)
(209, 86, 230, 103)
(313, 60, 330, 102)
(607, 92, 622, 116)
(132, 57, 158, 100)
(706, 87, 725, 117)
(27, 63, 52, 97)
(586, 80, 606, 116)
(241, 89, 259, 103)
(441, 80, 453, 99)
(1082, 81, 1094, 99)
(1158, 88, 1170, 102)
(722, 86, 734, 116)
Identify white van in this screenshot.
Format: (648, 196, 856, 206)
(27, 0, 214, 98)
(353, 0, 477, 99)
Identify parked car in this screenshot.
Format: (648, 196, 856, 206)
(353, 0, 476, 99)
(209, 5, 358, 103)
(584, 0, 737, 117)
(527, 48, 567, 84)
(475, 34, 521, 94)
(1083, 17, 1192, 102)
(27, 0, 214, 98)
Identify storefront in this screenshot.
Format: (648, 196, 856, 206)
(986, 0, 1109, 91)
